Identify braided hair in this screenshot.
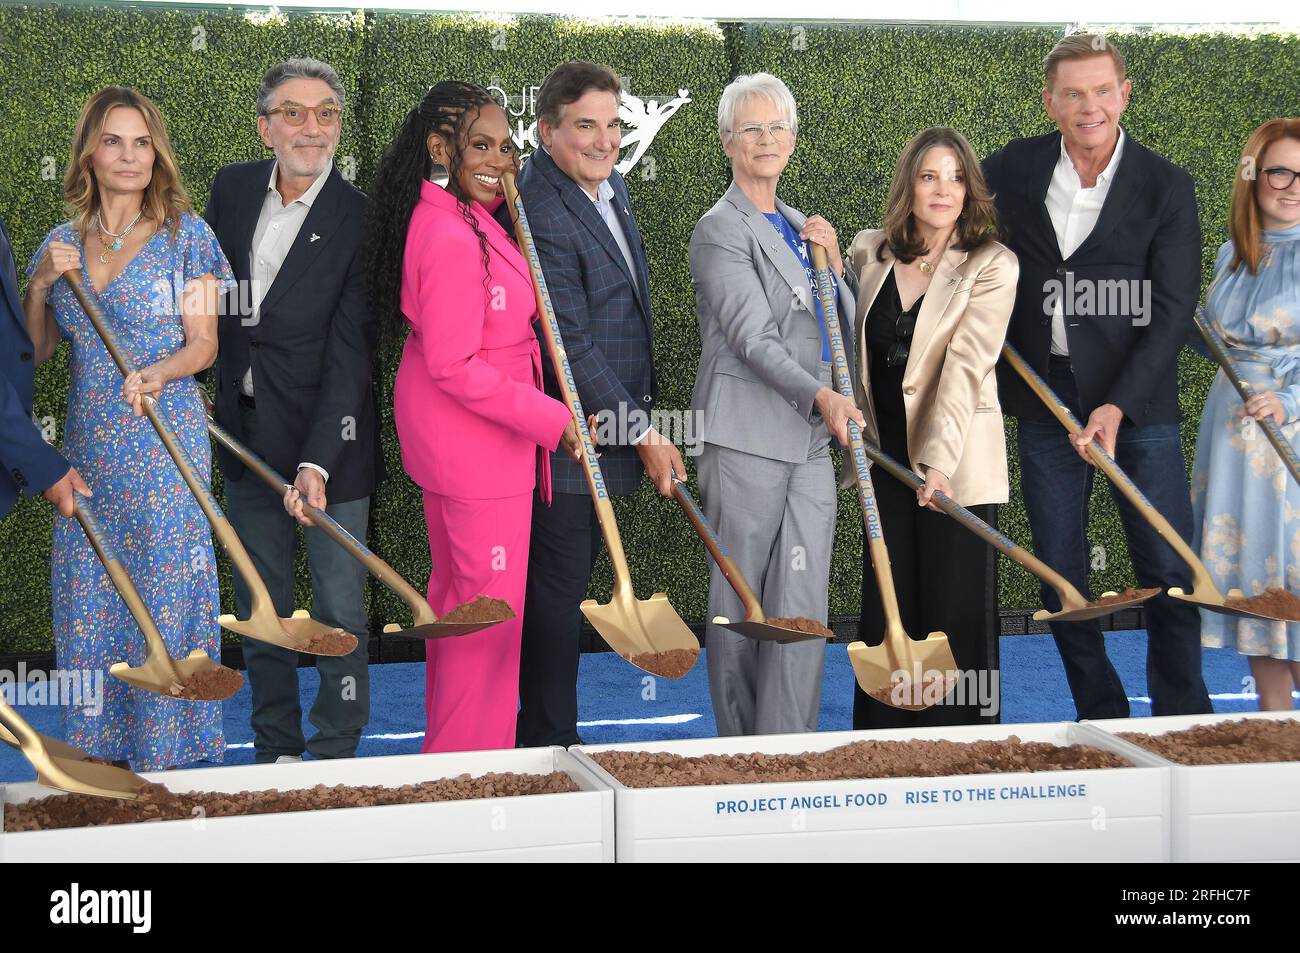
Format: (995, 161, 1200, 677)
(365, 81, 504, 342)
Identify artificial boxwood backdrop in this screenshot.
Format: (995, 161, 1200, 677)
(1, 5, 1296, 653)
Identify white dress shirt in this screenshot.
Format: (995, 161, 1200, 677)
(1044, 130, 1126, 356)
(242, 160, 333, 482)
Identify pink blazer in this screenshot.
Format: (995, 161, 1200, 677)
(394, 180, 571, 500)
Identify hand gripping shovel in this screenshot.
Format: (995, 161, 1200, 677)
(1194, 306, 1300, 490)
(202, 398, 509, 640)
(811, 245, 955, 709)
(74, 492, 242, 699)
(0, 699, 147, 799)
(671, 478, 830, 643)
(63, 270, 356, 656)
(863, 445, 1158, 622)
(1003, 341, 1300, 623)
(502, 173, 699, 678)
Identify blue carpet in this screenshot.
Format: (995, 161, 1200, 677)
(0, 630, 1272, 783)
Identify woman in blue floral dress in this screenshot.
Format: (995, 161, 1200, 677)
(1192, 118, 1300, 711)
(23, 87, 234, 768)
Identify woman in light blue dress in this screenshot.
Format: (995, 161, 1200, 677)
(1192, 118, 1300, 710)
(23, 87, 234, 767)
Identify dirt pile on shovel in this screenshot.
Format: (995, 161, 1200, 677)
(1089, 587, 1161, 609)
(296, 629, 359, 656)
(168, 666, 244, 701)
(765, 616, 833, 637)
(1224, 586, 1300, 620)
(439, 595, 515, 624)
(624, 648, 700, 678)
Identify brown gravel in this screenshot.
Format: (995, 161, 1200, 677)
(5, 770, 580, 832)
(624, 648, 700, 678)
(1089, 587, 1161, 608)
(439, 595, 515, 624)
(1118, 718, 1300, 765)
(591, 736, 1127, 788)
(167, 666, 244, 701)
(296, 629, 359, 656)
(1225, 587, 1300, 621)
(765, 616, 833, 637)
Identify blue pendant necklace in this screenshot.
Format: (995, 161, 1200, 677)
(92, 208, 144, 264)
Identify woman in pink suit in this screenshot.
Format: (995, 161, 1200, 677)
(366, 81, 581, 752)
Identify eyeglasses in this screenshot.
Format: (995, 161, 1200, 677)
(1263, 167, 1300, 190)
(729, 121, 794, 143)
(264, 101, 343, 127)
(886, 304, 921, 368)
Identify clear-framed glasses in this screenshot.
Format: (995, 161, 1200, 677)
(730, 121, 794, 144)
(264, 100, 343, 127)
(1263, 167, 1300, 190)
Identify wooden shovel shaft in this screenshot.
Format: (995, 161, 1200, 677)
(501, 173, 635, 598)
(810, 245, 906, 632)
(72, 493, 182, 679)
(1193, 307, 1300, 488)
(860, 442, 1089, 608)
(671, 480, 764, 619)
(1001, 341, 1216, 592)
(62, 270, 285, 621)
(204, 415, 430, 613)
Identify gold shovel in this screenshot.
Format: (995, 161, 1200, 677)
(863, 443, 1158, 623)
(1003, 342, 1300, 623)
(502, 173, 699, 678)
(811, 245, 956, 709)
(1193, 306, 1300, 490)
(63, 270, 356, 656)
(73, 493, 241, 699)
(0, 698, 147, 799)
(671, 478, 830, 643)
(202, 402, 508, 640)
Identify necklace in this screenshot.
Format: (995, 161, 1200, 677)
(917, 253, 940, 275)
(92, 208, 144, 264)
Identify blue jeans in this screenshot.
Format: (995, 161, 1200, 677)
(1017, 361, 1211, 719)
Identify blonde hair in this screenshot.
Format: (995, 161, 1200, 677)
(1044, 34, 1127, 89)
(63, 86, 191, 243)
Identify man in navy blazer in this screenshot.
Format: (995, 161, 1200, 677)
(984, 34, 1211, 719)
(0, 215, 84, 520)
(516, 61, 686, 747)
(205, 59, 381, 763)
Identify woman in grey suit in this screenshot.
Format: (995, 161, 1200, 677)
(689, 73, 862, 736)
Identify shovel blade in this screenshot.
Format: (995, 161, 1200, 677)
(848, 632, 959, 711)
(581, 592, 699, 678)
(382, 620, 502, 640)
(712, 616, 830, 644)
(1169, 586, 1300, 623)
(39, 756, 148, 800)
(219, 608, 358, 656)
(109, 650, 221, 697)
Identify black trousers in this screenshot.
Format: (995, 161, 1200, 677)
(517, 490, 601, 748)
(853, 456, 1000, 730)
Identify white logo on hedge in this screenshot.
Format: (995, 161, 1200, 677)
(50, 883, 151, 933)
(486, 84, 690, 176)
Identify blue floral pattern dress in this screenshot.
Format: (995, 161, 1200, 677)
(28, 211, 235, 768)
(1191, 222, 1300, 661)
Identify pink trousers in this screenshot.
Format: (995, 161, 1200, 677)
(421, 489, 533, 753)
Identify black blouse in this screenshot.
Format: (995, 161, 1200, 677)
(865, 268, 924, 455)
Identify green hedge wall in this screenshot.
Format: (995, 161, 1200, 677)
(2, 7, 1298, 653)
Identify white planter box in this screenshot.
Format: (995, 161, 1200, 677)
(1077, 711, 1300, 863)
(1, 747, 613, 863)
(572, 722, 1169, 862)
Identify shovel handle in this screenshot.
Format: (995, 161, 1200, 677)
(810, 244, 905, 634)
(1001, 341, 1217, 593)
(71, 493, 181, 676)
(670, 479, 765, 620)
(0, 695, 43, 755)
(860, 441, 1089, 609)
(61, 269, 285, 622)
(204, 414, 431, 614)
(1193, 306, 1300, 488)
(502, 173, 635, 598)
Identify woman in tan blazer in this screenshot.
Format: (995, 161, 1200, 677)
(845, 126, 1018, 729)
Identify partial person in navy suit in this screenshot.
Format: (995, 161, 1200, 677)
(515, 61, 687, 748)
(0, 214, 83, 520)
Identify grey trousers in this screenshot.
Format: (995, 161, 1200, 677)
(698, 409, 836, 736)
(224, 405, 371, 763)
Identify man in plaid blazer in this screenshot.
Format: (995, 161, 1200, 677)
(516, 61, 686, 747)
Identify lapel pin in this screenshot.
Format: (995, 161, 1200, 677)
(310, 233, 321, 243)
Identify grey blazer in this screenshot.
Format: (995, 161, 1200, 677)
(689, 182, 856, 464)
